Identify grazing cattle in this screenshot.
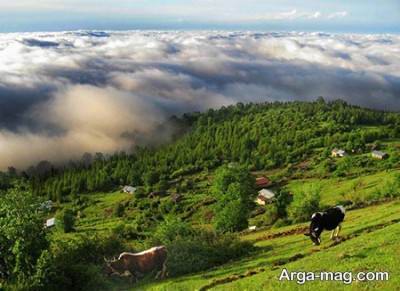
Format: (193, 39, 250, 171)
(304, 206, 345, 245)
(105, 246, 167, 280)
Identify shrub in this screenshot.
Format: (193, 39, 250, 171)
(159, 200, 175, 215)
(155, 179, 168, 192)
(334, 157, 353, 177)
(58, 208, 76, 233)
(44, 234, 124, 291)
(150, 216, 253, 277)
(0, 184, 49, 286)
(151, 216, 193, 244)
(135, 187, 146, 198)
(369, 176, 400, 201)
(251, 204, 278, 227)
(288, 184, 321, 223)
(275, 190, 293, 218)
(273, 218, 290, 228)
(165, 231, 252, 277)
(113, 202, 125, 217)
(214, 199, 248, 232)
(111, 222, 142, 240)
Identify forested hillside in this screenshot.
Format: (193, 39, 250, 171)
(23, 99, 400, 200)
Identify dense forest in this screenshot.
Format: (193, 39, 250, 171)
(13, 98, 399, 201)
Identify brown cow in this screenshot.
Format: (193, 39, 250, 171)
(105, 246, 167, 280)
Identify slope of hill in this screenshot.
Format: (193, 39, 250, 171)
(21, 100, 400, 233)
(1, 100, 399, 290)
(28, 99, 400, 200)
(138, 200, 400, 290)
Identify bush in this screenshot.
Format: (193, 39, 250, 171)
(165, 231, 252, 277)
(58, 208, 76, 233)
(111, 222, 142, 240)
(0, 184, 49, 286)
(273, 218, 290, 228)
(275, 190, 293, 218)
(113, 203, 125, 217)
(43, 234, 124, 291)
(151, 216, 193, 244)
(159, 200, 175, 215)
(288, 184, 321, 223)
(368, 176, 400, 201)
(214, 199, 248, 232)
(251, 204, 278, 227)
(150, 216, 253, 277)
(135, 187, 147, 198)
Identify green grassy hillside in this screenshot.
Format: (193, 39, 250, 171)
(139, 200, 400, 290)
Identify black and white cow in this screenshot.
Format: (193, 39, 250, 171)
(304, 205, 345, 245)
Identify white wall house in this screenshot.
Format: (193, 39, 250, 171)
(331, 148, 347, 158)
(122, 185, 136, 194)
(256, 189, 276, 205)
(45, 218, 56, 228)
(371, 150, 388, 160)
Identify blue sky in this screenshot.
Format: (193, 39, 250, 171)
(0, 0, 399, 33)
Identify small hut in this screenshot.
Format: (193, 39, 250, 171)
(45, 218, 56, 228)
(256, 189, 276, 205)
(122, 186, 136, 194)
(371, 150, 388, 160)
(331, 148, 347, 158)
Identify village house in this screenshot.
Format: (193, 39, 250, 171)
(371, 150, 388, 160)
(331, 148, 347, 158)
(122, 185, 136, 194)
(256, 189, 276, 205)
(248, 225, 257, 232)
(255, 176, 271, 188)
(45, 218, 56, 228)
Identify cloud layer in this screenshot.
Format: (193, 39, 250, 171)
(0, 31, 399, 169)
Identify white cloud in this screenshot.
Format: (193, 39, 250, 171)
(328, 11, 348, 19)
(308, 11, 321, 19)
(0, 31, 399, 169)
(255, 10, 348, 21)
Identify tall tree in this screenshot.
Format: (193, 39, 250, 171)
(212, 166, 256, 232)
(0, 183, 49, 285)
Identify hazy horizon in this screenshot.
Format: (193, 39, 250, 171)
(0, 1, 398, 34)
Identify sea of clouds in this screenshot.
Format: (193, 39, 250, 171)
(0, 30, 399, 169)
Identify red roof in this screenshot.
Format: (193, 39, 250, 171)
(256, 177, 271, 187)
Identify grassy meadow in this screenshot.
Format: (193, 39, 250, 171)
(137, 200, 400, 291)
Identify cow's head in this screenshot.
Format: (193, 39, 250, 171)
(104, 257, 125, 275)
(304, 212, 323, 245)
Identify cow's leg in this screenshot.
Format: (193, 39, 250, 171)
(160, 262, 167, 279)
(335, 224, 342, 238)
(330, 229, 336, 240)
(155, 263, 167, 280)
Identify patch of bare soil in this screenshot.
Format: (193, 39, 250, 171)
(198, 268, 265, 291)
(255, 226, 309, 242)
